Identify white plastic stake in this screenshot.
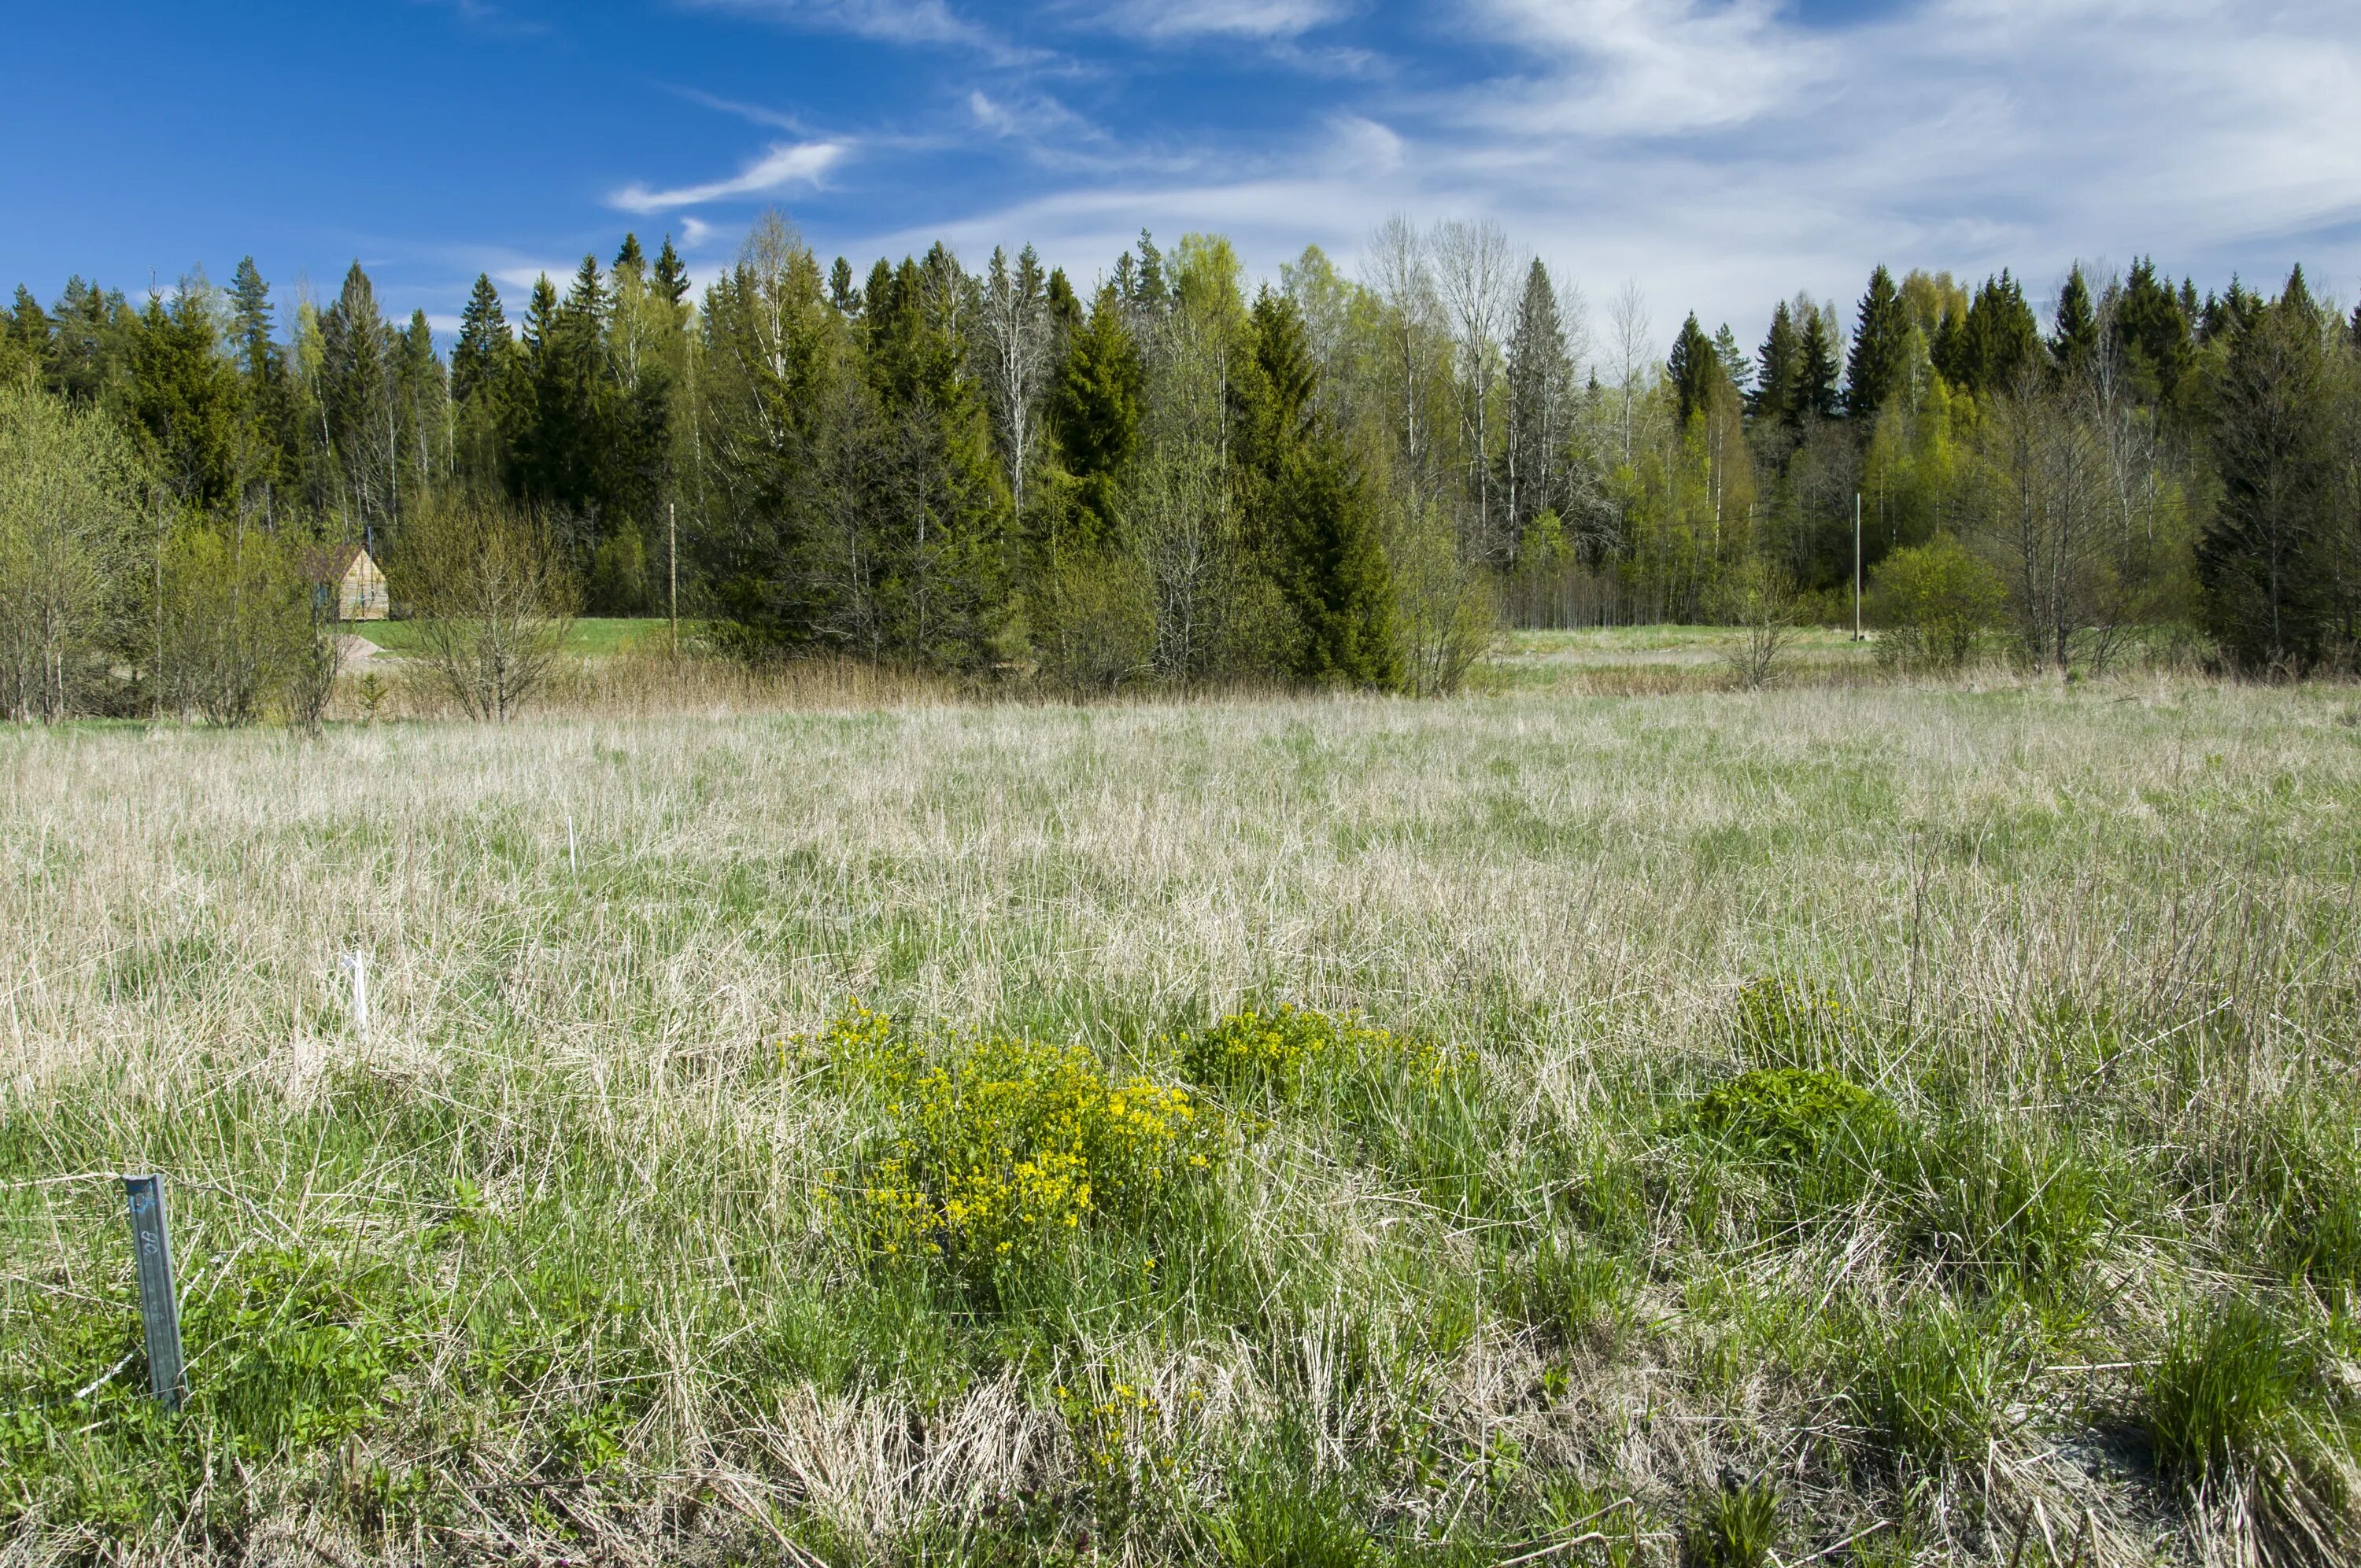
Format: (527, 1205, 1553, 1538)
(342, 950, 369, 1039)
(567, 814, 578, 877)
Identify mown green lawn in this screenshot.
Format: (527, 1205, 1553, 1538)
(348, 616, 668, 657)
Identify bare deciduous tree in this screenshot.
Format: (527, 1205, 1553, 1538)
(401, 496, 578, 721)
(978, 245, 1052, 518)
(1432, 219, 1517, 563)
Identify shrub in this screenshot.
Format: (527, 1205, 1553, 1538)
(1182, 1005, 1463, 1107)
(1868, 534, 2004, 673)
(1708, 556, 1801, 691)
(1672, 1068, 1896, 1168)
(809, 1009, 1224, 1283)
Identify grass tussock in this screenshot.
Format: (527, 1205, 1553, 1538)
(3, 674, 2361, 1563)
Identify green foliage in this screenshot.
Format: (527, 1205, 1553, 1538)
(1869, 533, 2004, 672)
(1671, 1067, 1896, 1167)
(1046, 285, 1144, 552)
(1182, 1004, 1461, 1108)
(2144, 1297, 2307, 1487)
(1846, 265, 1912, 419)
(183, 1243, 424, 1456)
(1206, 1433, 1374, 1568)
(1840, 1293, 2020, 1467)
(1904, 1119, 2102, 1294)
(807, 1007, 1224, 1290)
(1681, 1478, 1783, 1568)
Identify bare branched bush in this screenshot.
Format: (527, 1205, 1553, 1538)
(396, 495, 577, 721)
(1710, 555, 1800, 688)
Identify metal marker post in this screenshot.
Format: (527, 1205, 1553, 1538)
(122, 1175, 185, 1410)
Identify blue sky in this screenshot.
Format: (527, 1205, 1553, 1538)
(5, 0, 2356, 357)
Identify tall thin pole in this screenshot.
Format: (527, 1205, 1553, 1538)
(1853, 491, 1864, 642)
(668, 500, 678, 658)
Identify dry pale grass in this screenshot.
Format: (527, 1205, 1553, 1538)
(2, 672, 2358, 1566)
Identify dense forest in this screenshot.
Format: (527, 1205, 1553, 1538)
(4, 212, 2360, 719)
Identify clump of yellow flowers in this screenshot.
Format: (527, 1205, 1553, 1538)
(805, 1006, 1223, 1275)
(1181, 1003, 1465, 1104)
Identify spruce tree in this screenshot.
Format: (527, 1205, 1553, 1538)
(2050, 265, 2098, 376)
(1798, 305, 1842, 420)
(1667, 312, 1720, 426)
(1504, 259, 1574, 538)
(319, 261, 397, 540)
(1845, 265, 1910, 419)
(2198, 271, 2337, 672)
(1752, 301, 1801, 424)
(1133, 231, 1168, 312)
(1231, 288, 1398, 690)
(2115, 257, 2194, 404)
(1712, 323, 1751, 396)
(452, 275, 512, 406)
(653, 237, 692, 308)
(829, 256, 859, 316)
(614, 233, 646, 276)
(1, 286, 46, 381)
(1045, 284, 1143, 551)
(129, 279, 250, 510)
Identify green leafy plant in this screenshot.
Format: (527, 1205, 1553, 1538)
(1672, 1068, 1896, 1167)
(1682, 1478, 1783, 1568)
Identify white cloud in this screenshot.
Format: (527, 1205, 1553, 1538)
(609, 140, 850, 213)
(678, 216, 715, 249)
(682, 0, 1041, 66)
(1091, 0, 1347, 41)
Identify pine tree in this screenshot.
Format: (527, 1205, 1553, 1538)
(1752, 301, 1801, 425)
(2050, 265, 2098, 376)
(1846, 265, 1910, 419)
(829, 256, 859, 316)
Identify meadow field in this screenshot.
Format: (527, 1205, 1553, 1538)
(3, 645, 2358, 1566)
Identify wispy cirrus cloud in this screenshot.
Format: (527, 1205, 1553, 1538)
(680, 0, 1044, 66)
(608, 140, 850, 213)
(1085, 0, 1348, 41)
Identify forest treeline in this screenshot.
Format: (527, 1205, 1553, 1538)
(4, 212, 2361, 720)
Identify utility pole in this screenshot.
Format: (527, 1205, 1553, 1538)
(668, 500, 678, 659)
(1853, 491, 1864, 642)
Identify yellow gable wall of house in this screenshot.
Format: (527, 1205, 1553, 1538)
(340, 555, 390, 620)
